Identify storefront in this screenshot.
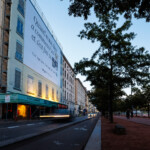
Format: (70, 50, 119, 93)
(0, 93, 67, 120)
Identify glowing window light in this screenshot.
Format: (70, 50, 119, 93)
(17, 104, 27, 117)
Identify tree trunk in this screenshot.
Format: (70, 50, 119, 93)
(108, 48, 113, 123)
(148, 103, 150, 118)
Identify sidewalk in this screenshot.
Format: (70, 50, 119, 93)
(84, 118, 101, 150)
(101, 116, 150, 150)
(114, 115, 150, 125)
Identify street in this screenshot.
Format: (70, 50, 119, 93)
(1, 117, 98, 150)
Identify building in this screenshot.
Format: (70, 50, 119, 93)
(75, 78, 87, 115)
(0, 0, 67, 120)
(85, 91, 89, 112)
(62, 55, 75, 113)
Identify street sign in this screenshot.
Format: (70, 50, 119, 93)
(5, 95, 10, 103)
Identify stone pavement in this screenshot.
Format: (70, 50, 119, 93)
(84, 118, 101, 150)
(115, 115, 150, 125)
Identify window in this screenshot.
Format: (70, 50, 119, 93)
(17, 18, 23, 37)
(18, 0, 24, 16)
(52, 88, 54, 100)
(38, 81, 42, 97)
(65, 91, 66, 99)
(15, 41, 23, 62)
(61, 93, 63, 101)
(65, 80, 66, 88)
(46, 85, 48, 98)
(57, 90, 59, 100)
(14, 69, 21, 90)
(27, 75, 34, 94)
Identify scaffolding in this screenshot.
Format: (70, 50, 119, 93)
(0, 0, 11, 93)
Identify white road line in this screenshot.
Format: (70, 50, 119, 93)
(27, 124, 35, 126)
(8, 126, 19, 129)
(53, 140, 63, 145)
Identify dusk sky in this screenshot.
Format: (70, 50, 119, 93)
(35, 0, 150, 93)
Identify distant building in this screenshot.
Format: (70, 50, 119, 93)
(88, 102, 96, 113)
(75, 78, 87, 115)
(0, 0, 66, 120)
(62, 55, 75, 112)
(85, 91, 89, 112)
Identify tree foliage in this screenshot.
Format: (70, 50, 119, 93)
(74, 18, 150, 122)
(68, 0, 150, 21)
(64, 0, 150, 122)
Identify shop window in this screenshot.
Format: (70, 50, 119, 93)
(38, 81, 42, 97)
(14, 69, 21, 90)
(16, 17, 23, 38)
(18, 0, 24, 16)
(27, 75, 34, 94)
(15, 41, 23, 62)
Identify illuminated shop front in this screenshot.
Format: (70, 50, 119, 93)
(0, 93, 67, 119)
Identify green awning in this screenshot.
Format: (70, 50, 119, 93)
(0, 93, 59, 108)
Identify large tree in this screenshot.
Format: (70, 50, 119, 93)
(74, 17, 150, 122)
(64, 0, 150, 122)
(68, 0, 150, 21)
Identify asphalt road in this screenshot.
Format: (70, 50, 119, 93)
(1, 117, 98, 150)
(0, 117, 88, 144)
(0, 120, 59, 143)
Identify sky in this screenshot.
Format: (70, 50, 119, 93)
(35, 0, 150, 94)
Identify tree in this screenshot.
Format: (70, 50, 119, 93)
(68, 0, 150, 21)
(64, 0, 150, 122)
(74, 18, 150, 122)
(141, 84, 150, 117)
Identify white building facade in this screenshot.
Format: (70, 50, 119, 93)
(75, 78, 87, 115)
(62, 55, 75, 112)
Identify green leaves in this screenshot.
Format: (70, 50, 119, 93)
(68, 0, 150, 21)
(73, 18, 150, 115)
(65, 0, 150, 118)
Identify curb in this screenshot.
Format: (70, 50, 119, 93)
(84, 117, 101, 150)
(0, 117, 92, 147)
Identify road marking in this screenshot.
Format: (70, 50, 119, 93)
(53, 140, 63, 145)
(8, 126, 19, 129)
(74, 127, 87, 131)
(27, 124, 35, 126)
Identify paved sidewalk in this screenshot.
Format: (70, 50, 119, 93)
(101, 117, 150, 150)
(115, 116, 150, 125)
(84, 118, 101, 150)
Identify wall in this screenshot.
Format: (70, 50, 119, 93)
(63, 56, 75, 111)
(0, 0, 5, 85)
(6, 0, 61, 103)
(75, 79, 86, 115)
